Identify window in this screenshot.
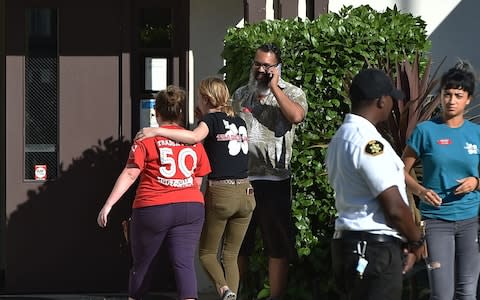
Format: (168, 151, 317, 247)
(145, 57, 168, 92)
(139, 8, 172, 49)
(24, 8, 58, 180)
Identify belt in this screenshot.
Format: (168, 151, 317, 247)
(208, 178, 250, 186)
(333, 230, 400, 243)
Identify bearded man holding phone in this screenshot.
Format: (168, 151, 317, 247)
(232, 43, 308, 300)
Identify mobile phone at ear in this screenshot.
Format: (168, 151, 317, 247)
(268, 63, 282, 80)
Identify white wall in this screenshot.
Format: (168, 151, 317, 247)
(189, 0, 244, 293)
(329, 0, 477, 69)
(189, 0, 244, 128)
(427, 0, 480, 82)
(329, 0, 462, 36)
(330, 0, 480, 114)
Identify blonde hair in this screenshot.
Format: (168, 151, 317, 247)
(155, 85, 185, 123)
(198, 77, 234, 117)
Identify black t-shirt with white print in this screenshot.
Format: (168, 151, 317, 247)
(202, 112, 248, 180)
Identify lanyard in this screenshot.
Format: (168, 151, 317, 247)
(356, 241, 367, 257)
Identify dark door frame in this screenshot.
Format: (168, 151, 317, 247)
(130, 0, 189, 135)
(0, 0, 189, 285)
(0, 0, 6, 289)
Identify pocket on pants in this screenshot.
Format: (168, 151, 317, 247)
(206, 185, 237, 218)
(238, 185, 256, 216)
(243, 194, 256, 215)
(364, 243, 400, 277)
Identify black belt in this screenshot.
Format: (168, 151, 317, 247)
(333, 230, 401, 243)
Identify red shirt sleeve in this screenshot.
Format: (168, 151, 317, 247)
(127, 141, 147, 170)
(194, 143, 211, 177)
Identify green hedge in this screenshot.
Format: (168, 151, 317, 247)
(221, 5, 430, 299)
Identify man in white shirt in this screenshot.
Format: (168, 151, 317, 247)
(326, 68, 424, 300)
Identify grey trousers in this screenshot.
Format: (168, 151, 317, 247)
(424, 216, 480, 300)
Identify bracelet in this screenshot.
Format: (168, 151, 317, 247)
(407, 236, 425, 250)
(476, 177, 480, 190)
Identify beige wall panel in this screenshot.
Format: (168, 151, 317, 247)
(58, 56, 119, 162)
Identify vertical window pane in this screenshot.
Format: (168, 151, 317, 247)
(145, 57, 168, 92)
(139, 8, 172, 48)
(25, 8, 58, 180)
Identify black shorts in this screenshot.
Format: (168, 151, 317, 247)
(239, 179, 296, 260)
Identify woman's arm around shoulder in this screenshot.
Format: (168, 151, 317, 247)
(135, 122, 209, 144)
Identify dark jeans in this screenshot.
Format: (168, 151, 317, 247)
(128, 202, 204, 300)
(331, 237, 403, 300)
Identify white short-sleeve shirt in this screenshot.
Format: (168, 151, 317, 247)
(326, 113, 408, 238)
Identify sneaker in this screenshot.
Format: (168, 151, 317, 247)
(221, 289, 236, 300)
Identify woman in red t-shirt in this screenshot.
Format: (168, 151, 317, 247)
(97, 85, 211, 300)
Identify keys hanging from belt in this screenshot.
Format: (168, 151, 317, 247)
(355, 241, 368, 279)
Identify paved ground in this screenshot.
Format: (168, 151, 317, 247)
(0, 291, 219, 300)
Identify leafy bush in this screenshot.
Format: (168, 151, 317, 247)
(221, 5, 430, 299)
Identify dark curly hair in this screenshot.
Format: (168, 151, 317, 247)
(257, 43, 282, 64)
(440, 60, 476, 96)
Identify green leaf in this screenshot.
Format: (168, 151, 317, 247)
(257, 288, 270, 299)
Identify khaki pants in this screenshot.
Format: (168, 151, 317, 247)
(199, 181, 256, 293)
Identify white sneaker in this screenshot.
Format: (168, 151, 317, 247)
(221, 289, 236, 300)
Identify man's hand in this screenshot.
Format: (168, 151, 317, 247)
(267, 65, 280, 89)
(402, 243, 426, 274)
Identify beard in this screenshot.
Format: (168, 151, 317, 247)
(248, 68, 271, 96)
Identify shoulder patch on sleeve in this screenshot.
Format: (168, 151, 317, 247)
(365, 140, 384, 156)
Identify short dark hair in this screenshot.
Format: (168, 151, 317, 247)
(440, 60, 476, 96)
(257, 43, 282, 64)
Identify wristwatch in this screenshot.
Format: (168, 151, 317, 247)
(407, 236, 425, 250)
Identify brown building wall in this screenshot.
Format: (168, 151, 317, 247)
(2, 0, 191, 292)
(4, 0, 133, 292)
